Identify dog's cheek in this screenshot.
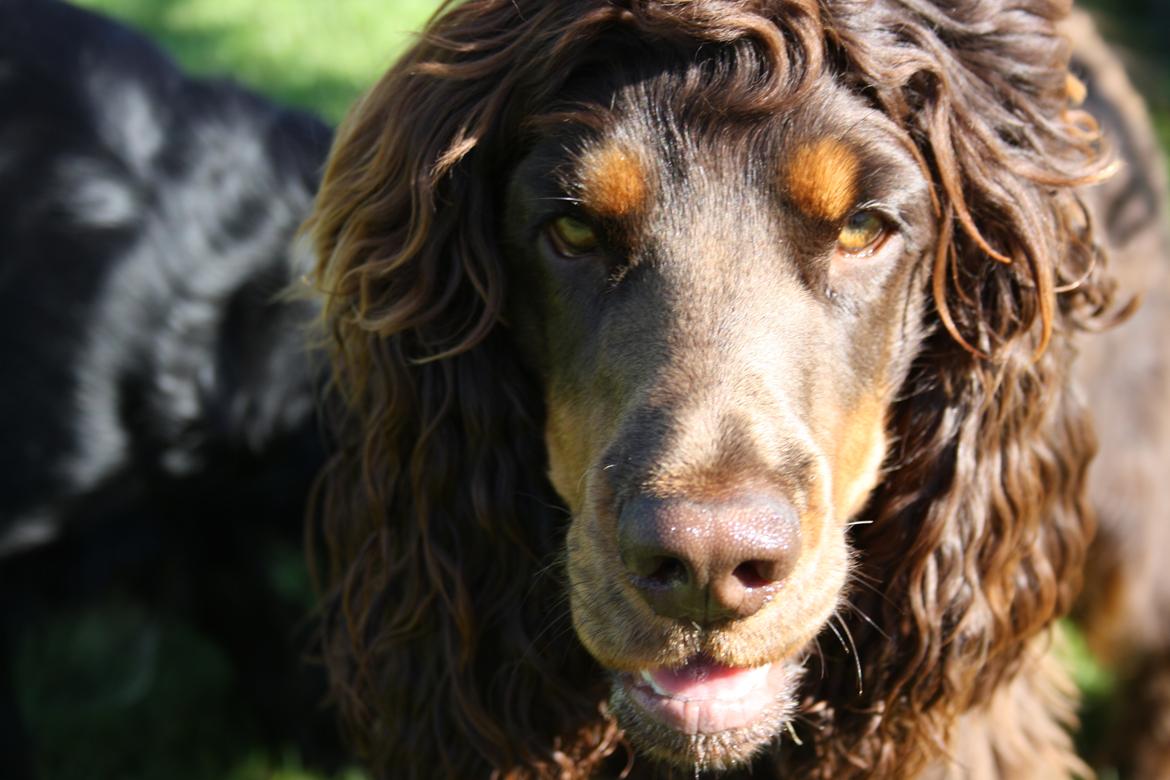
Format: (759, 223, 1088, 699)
(565, 515, 640, 669)
(549, 389, 653, 668)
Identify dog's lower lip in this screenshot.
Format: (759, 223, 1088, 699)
(624, 657, 779, 735)
(639, 659, 772, 701)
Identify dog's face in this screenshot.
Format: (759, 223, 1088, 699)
(504, 58, 934, 769)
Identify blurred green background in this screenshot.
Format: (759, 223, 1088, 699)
(15, 1, 1169, 779)
(75, 0, 441, 122)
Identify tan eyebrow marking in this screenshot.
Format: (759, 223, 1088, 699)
(786, 138, 861, 223)
(578, 141, 650, 219)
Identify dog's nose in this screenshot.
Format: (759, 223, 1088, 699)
(618, 493, 801, 623)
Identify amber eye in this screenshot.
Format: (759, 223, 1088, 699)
(837, 210, 887, 253)
(547, 215, 600, 256)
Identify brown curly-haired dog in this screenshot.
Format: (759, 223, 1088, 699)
(308, 0, 1168, 777)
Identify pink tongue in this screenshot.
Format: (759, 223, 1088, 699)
(646, 658, 765, 701)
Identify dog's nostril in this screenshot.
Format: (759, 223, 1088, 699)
(732, 560, 776, 589)
(645, 556, 688, 586)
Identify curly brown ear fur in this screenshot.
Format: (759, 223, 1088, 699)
(309, 1, 1119, 777)
(306, 2, 638, 776)
(789, 0, 1116, 775)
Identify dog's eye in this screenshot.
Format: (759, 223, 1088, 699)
(837, 210, 887, 253)
(547, 216, 600, 257)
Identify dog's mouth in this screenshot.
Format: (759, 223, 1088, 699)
(628, 657, 779, 733)
(609, 654, 801, 770)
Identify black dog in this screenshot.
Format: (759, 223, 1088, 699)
(0, 1, 333, 775)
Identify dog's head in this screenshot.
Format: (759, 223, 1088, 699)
(311, 1, 1114, 775)
(503, 39, 935, 766)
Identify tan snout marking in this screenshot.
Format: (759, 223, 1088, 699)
(786, 138, 860, 223)
(832, 396, 888, 520)
(545, 389, 601, 514)
(579, 142, 649, 219)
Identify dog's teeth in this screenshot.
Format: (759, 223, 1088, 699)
(641, 670, 669, 697)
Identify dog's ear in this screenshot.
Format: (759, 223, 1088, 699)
(805, 1, 1117, 772)
(306, 2, 628, 776)
(830, 0, 1115, 354)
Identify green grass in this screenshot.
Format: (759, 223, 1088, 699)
(19, 602, 264, 780)
(226, 752, 370, 780)
(73, 0, 443, 121)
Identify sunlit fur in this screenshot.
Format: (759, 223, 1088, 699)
(307, 1, 1124, 777)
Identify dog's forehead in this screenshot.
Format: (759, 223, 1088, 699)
(556, 79, 907, 223)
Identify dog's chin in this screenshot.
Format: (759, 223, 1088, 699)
(608, 656, 802, 772)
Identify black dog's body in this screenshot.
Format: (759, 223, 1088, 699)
(0, 1, 334, 775)
(0, 0, 328, 541)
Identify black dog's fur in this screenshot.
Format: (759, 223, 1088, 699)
(0, 0, 328, 540)
(0, 1, 333, 775)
